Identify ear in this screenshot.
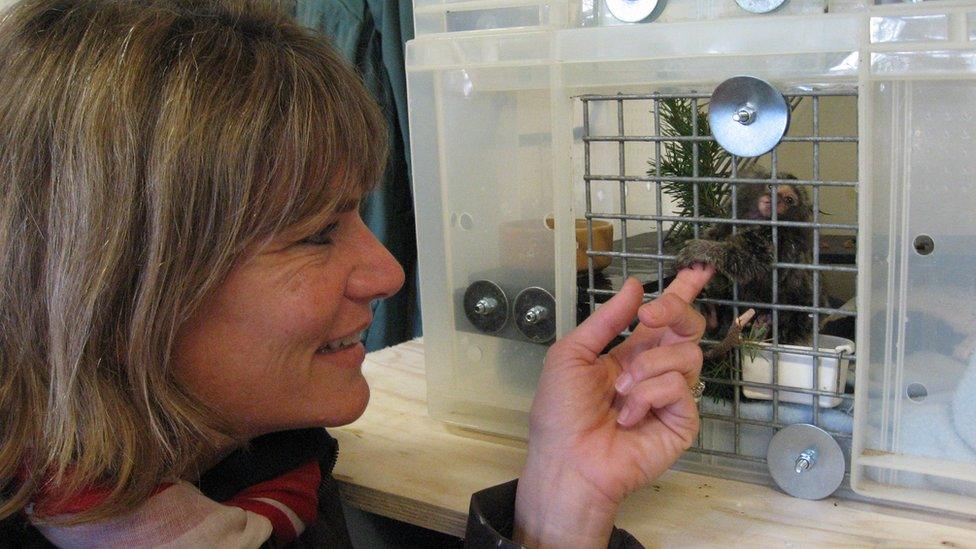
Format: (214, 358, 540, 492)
(791, 183, 809, 198)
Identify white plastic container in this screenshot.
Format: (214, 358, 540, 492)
(407, 0, 976, 516)
(741, 336, 855, 408)
(412, 0, 574, 36)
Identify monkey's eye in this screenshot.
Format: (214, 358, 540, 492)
(785, 196, 796, 206)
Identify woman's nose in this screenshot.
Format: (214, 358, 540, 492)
(346, 219, 405, 302)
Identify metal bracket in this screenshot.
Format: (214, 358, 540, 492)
(709, 76, 790, 158)
(605, 0, 661, 23)
(736, 0, 789, 14)
(766, 424, 845, 500)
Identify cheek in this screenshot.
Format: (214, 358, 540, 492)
(174, 269, 369, 436)
(241, 265, 350, 347)
(172, 273, 346, 428)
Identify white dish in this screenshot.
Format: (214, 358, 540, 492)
(741, 335, 855, 408)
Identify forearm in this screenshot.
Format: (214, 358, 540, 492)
(513, 456, 619, 548)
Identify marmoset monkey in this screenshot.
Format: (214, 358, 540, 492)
(675, 170, 819, 345)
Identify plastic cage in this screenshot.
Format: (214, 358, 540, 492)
(407, 0, 976, 515)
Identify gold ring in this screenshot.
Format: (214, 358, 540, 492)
(691, 380, 706, 403)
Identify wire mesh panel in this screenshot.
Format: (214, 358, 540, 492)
(577, 88, 859, 484)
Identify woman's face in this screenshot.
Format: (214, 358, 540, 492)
(173, 205, 404, 439)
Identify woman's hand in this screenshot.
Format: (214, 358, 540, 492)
(513, 266, 713, 548)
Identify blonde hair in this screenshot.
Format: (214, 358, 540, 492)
(0, 0, 387, 523)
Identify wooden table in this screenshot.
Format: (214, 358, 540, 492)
(333, 340, 976, 547)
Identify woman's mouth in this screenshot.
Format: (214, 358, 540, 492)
(315, 331, 365, 354)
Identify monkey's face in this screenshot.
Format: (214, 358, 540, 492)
(758, 185, 800, 218)
(739, 183, 810, 222)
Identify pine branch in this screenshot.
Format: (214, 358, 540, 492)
(649, 98, 734, 246)
(649, 95, 804, 247)
(648, 94, 805, 400)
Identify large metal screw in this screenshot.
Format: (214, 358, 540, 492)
(795, 449, 817, 474)
(524, 305, 549, 325)
(732, 105, 756, 125)
(473, 297, 498, 315)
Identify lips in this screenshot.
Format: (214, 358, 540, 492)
(315, 330, 366, 354)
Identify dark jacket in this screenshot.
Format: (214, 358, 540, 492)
(0, 429, 642, 548)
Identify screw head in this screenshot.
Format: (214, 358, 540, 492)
(463, 280, 509, 334)
(474, 297, 498, 315)
(732, 105, 756, 125)
(524, 305, 549, 325)
(513, 287, 556, 344)
(795, 457, 811, 474)
(795, 449, 817, 473)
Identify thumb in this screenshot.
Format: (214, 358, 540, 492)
(561, 277, 643, 357)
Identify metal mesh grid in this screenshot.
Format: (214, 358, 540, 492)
(578, 89, 858, 472)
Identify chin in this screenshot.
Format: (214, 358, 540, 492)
(318, 378, 371, 427)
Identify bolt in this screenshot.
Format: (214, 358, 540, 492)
(524, 305, 549, 325)
(795, 449, 817, 474)
(732, 105, 756, 125)
(795, 457, 810, 473)
(474, 297, 498, 315)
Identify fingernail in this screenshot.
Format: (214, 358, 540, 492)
(615, 372, 634, 394)
(617, 407, 631, 425)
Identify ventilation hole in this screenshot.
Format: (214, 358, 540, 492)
(907, 382, 928, 402)
(913, 235, 934, 255)
(459, 212, 474, 231)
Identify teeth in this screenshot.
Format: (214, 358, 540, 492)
(317, 331, 364, 353)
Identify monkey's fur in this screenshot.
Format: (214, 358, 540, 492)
(675, 170, 819, 346)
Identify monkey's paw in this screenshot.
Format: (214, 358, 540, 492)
(674, 239, 725, 272)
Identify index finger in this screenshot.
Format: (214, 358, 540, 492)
(663, 264, 714, 304)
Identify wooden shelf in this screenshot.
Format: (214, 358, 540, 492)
(332, 339, 976, 546)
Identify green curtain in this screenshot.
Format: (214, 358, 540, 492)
(294, 0, 420, 351)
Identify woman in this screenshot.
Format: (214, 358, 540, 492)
(0, 0, 711, 546)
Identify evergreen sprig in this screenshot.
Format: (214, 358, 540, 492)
(650, 98, 734, 246)
(647, 96, 801, 401)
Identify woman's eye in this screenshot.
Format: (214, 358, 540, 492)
(300, 222, 339, 246)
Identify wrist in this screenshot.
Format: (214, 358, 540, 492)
(513, 455, 619, 548)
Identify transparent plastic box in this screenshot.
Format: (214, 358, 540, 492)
(408, 0, 976, 515)
(412, 0, 574, 36)
(410, 0, 867, 37)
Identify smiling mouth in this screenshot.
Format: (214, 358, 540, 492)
(316, 331, 365, 354)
